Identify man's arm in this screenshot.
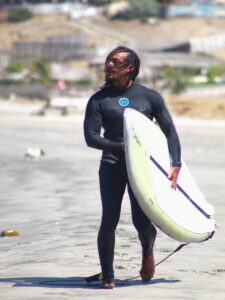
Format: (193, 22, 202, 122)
(153, 93, 181, 188)
(83, 97, 122, 152)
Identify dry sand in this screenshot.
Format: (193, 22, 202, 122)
(0, 102, 225, 299)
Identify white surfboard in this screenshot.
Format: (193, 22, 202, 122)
(124, 108, 215, 243)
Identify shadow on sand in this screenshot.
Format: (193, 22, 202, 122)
(0, 276, 180, 289)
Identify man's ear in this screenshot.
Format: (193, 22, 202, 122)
(129, 65, 134, 73)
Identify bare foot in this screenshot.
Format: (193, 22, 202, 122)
(100, 278, 115, 289)
(140, 252, 155, 282)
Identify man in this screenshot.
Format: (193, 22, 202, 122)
(84, 46, 181, 289)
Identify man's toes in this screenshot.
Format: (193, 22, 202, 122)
(139, 270, 153, 282)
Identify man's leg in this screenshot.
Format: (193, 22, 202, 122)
(98, 161, 127, 282)
(127, 184, 157, 281)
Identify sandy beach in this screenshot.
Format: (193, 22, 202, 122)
(0, 101, 225, 300)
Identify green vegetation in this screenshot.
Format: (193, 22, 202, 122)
(206, 63, 225, 84)
(160, 67, 195, 94)
(89, 0, 110, 5)
(105, 0, 159, 21)
(6, 61, 25, 73)
(0, 79, 24, 85)
(74, 79, 93, 86)
(30, 58, 51, 85)
(3, 59, 50, 85)
(128, 0, 159, 20)
(8, 7, 33, 23)
(159, 63, 225, 94)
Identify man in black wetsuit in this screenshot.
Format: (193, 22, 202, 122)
(84, 46, 181, 289)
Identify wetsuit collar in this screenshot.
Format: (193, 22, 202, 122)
(108, 81, 135, 96)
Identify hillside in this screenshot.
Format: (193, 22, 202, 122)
(0, 14, 225, 119)
(1, 14, 225, 57)
(89, 15, 225, 46)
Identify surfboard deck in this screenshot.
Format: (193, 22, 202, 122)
(124, 108, 215, 243)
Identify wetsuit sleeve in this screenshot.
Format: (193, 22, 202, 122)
(84, 97, 122, 151)
(153, 93, 182, 167)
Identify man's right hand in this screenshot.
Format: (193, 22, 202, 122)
(168, 166, 181, 189)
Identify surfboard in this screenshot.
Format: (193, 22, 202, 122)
(124, 108, 215, 243)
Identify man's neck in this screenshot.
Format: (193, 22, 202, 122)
(112, 79, 133, 90)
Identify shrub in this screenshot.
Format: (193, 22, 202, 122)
(6, 61, 24, 73)
(30, 58, 50, 85)
(160, 67, 190, 94)
(128, 0, 159, 18)
(8, 7, 33, 23)
(0, 79, 24, 85)
(108, 0, 160, 21)
(206, 63, 225, 84)
(89, 0, 110, 5)
(74, 79, 93, 86)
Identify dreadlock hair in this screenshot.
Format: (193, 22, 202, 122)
(102, 46, 140, 90)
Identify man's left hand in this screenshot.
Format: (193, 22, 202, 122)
(168, 167, 181, 189)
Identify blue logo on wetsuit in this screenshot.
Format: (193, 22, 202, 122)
(119, 97, 129, 107)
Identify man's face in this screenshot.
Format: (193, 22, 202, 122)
(105, 52, 131, 83)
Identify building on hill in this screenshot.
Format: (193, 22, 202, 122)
(12, 35, 87, 62)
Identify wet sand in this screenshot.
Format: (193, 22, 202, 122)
(0, 106, 225, 299)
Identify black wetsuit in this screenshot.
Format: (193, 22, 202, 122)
(84, 82, 181, 280)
